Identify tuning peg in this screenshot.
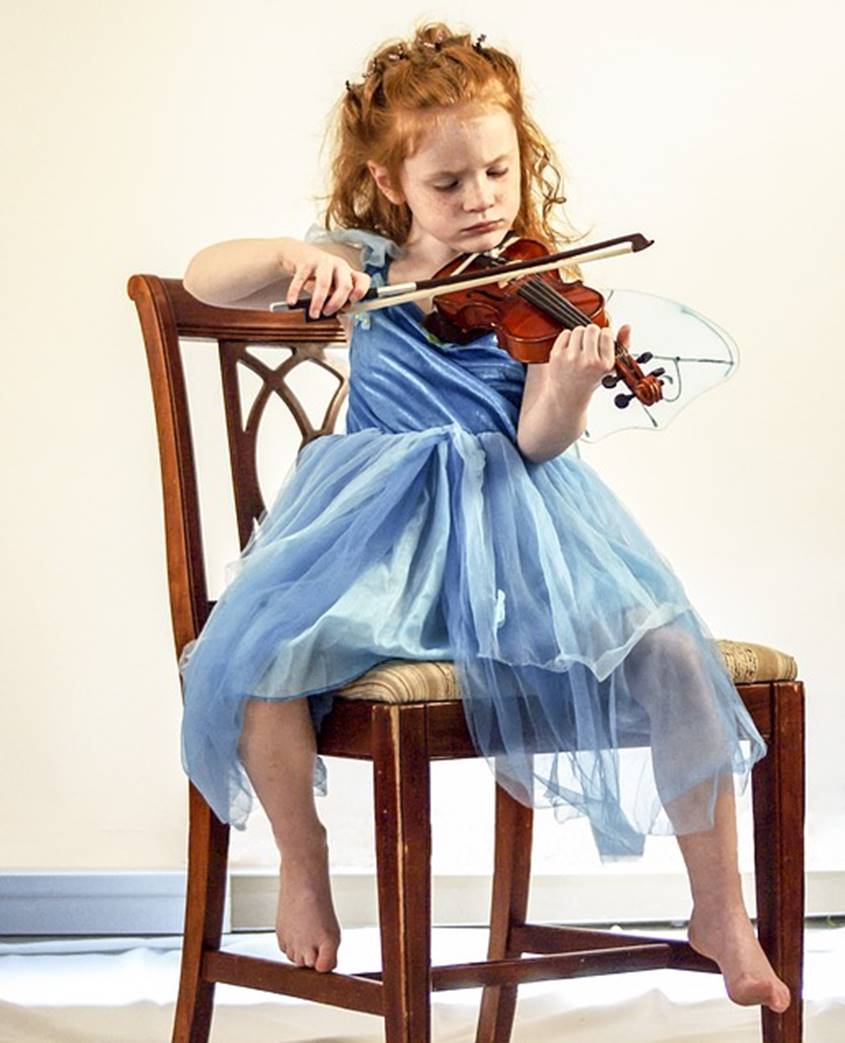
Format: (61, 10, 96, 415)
(601, 373, 621, 388)
(635, 352, 653, 364)
(650, 367, 666, 379)
(614, 392, 634, 408)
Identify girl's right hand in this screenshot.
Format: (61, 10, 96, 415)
(281, 241, 372, 319)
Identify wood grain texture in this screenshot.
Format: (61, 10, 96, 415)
(752, 681, 806, 1043)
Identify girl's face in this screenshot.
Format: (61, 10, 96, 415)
(369, 105, 521, 262)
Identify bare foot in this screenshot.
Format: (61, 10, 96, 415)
(275, 829, 341, 973)
(687, 902, 791, 1013)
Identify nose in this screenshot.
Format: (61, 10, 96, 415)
(462, 175, 496, 214)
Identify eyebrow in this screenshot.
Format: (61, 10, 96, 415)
(427, 152, 512, 178)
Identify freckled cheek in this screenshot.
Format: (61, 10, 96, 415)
(507, 185, 521, 216)
(432, 200, 456, 220)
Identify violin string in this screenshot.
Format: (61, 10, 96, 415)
(519, 278, 589, 328)
(514, 281, 571, 323)
(485, 254, 593, 330)
(527, 278, 592, 326)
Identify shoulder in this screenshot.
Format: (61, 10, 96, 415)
(312, 240, 364, 271)
(304, 223, 404, 274)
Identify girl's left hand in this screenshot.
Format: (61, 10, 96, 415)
(545, 322, 632, 401)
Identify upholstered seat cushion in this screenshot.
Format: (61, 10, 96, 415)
(334, 639, 798, 704)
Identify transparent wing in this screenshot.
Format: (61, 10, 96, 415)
(580, 288, 738, 443)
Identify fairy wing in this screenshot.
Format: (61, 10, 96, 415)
(580, 287, 739, 443)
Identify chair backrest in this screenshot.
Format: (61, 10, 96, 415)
(126, 275, 348, 659)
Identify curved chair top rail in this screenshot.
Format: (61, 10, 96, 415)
(126, 274, 349, 658)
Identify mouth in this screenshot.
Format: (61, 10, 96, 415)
(464, 220, 502, 233)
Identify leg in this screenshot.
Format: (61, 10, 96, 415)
(172, 784, 229, 1043)
(372, 704, 433, 1043)
(751, 681, 805, 1043)
(677, 772, 791, 1013)
(626, 624, 790, 1013)
(237, 695, 341, 972)
(625, 623, 736, 833)
(475, 759, 534, 1043)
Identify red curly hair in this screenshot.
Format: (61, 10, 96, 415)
(311, 20, 585, 274)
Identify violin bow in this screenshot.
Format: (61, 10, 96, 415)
(270, 233, 654, 316)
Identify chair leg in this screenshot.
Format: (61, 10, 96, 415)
(372, 704, 433, 1043)
(751, 681, 805, 1043)
(475, 760, 534, 1043)
(172, 783, 230, 1043)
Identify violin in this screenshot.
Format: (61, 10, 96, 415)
(420, 233, 666, 410)
(275, 230, 666, 412)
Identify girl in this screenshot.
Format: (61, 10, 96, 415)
(180, 22, 790, 1013)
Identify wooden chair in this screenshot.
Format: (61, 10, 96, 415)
(127, 273, 806, 1043)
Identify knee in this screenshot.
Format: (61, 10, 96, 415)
(650, 624, 700, 672)
(631, 623, 706, 696)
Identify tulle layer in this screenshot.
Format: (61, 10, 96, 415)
(178, 422, 766, 860)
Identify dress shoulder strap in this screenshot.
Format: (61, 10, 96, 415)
(304, 223, 404, 276)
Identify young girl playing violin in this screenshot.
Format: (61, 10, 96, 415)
(180, 22, 790, 1013)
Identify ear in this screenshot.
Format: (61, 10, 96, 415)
(367, 160, 406, 206)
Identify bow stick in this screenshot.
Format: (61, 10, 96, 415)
(270, 232, 654, 316)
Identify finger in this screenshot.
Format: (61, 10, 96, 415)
(582, 323, 600, 354)
(616, 323, 632, 350)
(599, 327, 616, 370)
(349, 270, 371, 303)
(286, 267, 312, 307)
(567, 326, 583, 351)
(309, 264, 335, 318)
(552, 328, 571, 354)
(323, 270, 354, 314)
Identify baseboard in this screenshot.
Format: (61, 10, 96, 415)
(1, 870, 841, 936)
(232, 869, 845, 931)
(0, 871, 229, 936)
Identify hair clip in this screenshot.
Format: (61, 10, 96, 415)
(387, 42, 409, 61)
(365, 57, 384, 77)
(422, 30, 445, 52)
(473, 33, 487, 52)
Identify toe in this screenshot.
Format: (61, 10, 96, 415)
(315, 941, 338, 972)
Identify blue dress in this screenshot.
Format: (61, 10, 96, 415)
(178, 225, 766, 862)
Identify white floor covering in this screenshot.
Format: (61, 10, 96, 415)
(0, 924, 842, 1042)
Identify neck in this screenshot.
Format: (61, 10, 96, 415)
(401, 224, 464, 274)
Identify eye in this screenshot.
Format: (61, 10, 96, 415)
(433, 168, 509, 193)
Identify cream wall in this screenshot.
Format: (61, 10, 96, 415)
(2, 0, 842, 887)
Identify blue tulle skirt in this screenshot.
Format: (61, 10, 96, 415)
(179, 423, 765, 862)
(178, 223, 766, 863)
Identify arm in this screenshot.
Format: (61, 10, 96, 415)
(516, 324, 629, 464)
(516, 361, 589, 463)
(181, 237, 364, 311)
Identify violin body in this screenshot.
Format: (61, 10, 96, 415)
(423, 234, 666, 409)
